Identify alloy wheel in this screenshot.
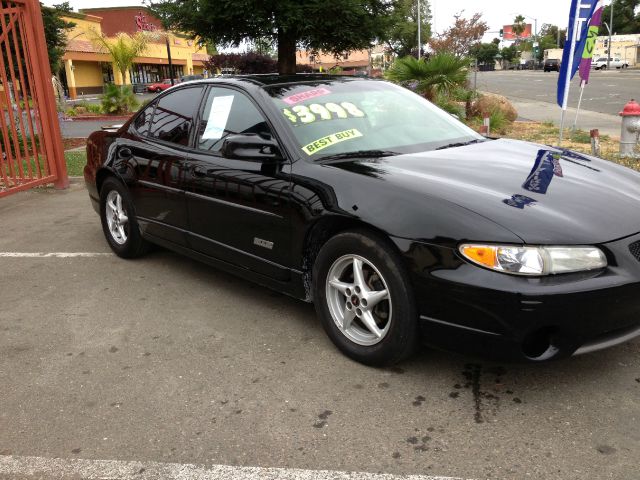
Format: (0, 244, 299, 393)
(325, 254, 392, 346)
(105, 190, 129, 245)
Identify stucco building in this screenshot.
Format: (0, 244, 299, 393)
(61, 7, 209, 98)
(544, 34, 640, 66)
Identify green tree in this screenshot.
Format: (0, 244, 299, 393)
(41, 2, 75, 74)
(500, 45, 518, 64)
(539, 24, 566, 48)
(429, 12, 488, 57)
(385, 53, 469, 100)
(602, 0, 640, 35)
(385, 0, 432, 58)
(149, 0, 393, 74)
(469, 42, 499, 65)
(90, 32, 150, 85)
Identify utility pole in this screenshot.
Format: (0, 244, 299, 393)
(417, 0, 421, 59)
(607, 0, 614, 69)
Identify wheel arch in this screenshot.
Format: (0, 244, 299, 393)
(96, 167, 124, 195)
(301, 215, 405, 302)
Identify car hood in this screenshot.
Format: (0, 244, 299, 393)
(333, 139, 640, 245)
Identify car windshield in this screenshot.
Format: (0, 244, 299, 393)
(265, 80, 483, 160)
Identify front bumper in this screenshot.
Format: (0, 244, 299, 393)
(395, 234, 640, 361)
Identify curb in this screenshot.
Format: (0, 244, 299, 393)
(63, 115, 131, 122)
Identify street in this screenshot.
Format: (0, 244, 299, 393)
(475, 69, 640, 117)
(0, 183, 638, 480)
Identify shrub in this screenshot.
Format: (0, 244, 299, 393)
(296, 64, 313, 73)
(65, 108, 77, 117)
(204, 52, 277, 74)
(489, 108, 508, 134)
(385, 53, 470, 101)
(471, 93, 518, 123)
(85, 103, 103, 114)
(101, 84, 138, 114)
(433, 91, 465, 119)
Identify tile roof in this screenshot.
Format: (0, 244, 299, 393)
(66, 39, 102, 54)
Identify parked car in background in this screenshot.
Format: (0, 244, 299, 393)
(543, 59, 560, 72)
(147, 79, 177, 93)
(518, 59, 540, 70)
(592, 57, 629, 70)
(85, 75, 640, 366)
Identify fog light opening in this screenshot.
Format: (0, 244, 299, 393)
(522, 327, 561, 361)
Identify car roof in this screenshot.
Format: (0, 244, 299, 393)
(179, 74, 366, 89)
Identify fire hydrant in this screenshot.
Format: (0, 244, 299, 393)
(619, 99, 640, 158)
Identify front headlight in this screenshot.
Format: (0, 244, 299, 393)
(459, 244, 607, 276)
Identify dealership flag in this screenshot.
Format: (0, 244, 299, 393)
(557, 0, 599, 143)
(578, 1, 605, 83)
(570, 1, 605, 129)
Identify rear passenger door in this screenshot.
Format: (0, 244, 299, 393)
(125, 86, 205, 247)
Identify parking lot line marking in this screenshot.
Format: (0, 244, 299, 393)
(0, 455, 470, 480)
(0, 252, 113, 258)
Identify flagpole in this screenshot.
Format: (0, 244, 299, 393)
(559, 8, 582, 145)
(573, 80, 586, 130)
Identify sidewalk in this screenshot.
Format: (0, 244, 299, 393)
(507, 96, 622, 138)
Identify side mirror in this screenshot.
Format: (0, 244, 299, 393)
(221, 134, 284, 162)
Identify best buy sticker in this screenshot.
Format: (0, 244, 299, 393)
(302, 129, 363, 156)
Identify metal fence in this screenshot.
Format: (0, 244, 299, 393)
(0, 0, 68, 197)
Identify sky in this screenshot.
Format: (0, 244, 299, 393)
(44, 0, 585, 41)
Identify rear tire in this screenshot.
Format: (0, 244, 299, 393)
(313, 230, 418, 366)
(100, 177, 150, 259)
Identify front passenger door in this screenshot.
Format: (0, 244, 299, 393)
(184, 87, 292, 281)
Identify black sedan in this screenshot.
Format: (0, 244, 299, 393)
(84, 75, 640, 366)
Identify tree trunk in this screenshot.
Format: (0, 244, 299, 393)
(277, 28, 297, 75)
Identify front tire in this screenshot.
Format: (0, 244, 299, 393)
(313, 230, 418, 366)
(100, 177, 150, 258)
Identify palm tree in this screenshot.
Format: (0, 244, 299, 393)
(512, 15, 527, 39)
(385, 53, 470, 101)
(90, 31, 149, 86)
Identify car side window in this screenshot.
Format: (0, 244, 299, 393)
(197, 87, 273, 153)
(133, 102, 156, 136)
(148, 86, 204, 146)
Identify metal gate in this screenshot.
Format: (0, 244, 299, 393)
(0, 0, 68, 197)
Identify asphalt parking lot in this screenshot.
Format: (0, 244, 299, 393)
(1, 182, 639, 480)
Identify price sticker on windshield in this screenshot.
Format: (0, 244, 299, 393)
(283, 102, 365, 125)
(302, 129, 363, 156)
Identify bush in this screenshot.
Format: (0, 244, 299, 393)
(101, 84, 138, 114)
(65, 108, 77, 117)
(296, 64, 313, 73)
(471, 93, 518, 123)
(433, 91, 465, 119)
(204, 52, 277, 74)
(86, 103, 103, 114)
(489, 109, 508, 134)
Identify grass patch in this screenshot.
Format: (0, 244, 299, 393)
(500, 121, 640, 172)
(569, 129, 592, 144)
(65, 150, 86, 176)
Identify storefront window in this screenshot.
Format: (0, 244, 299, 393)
(129, 64, 184, 84)
(101, 63, 114, 84)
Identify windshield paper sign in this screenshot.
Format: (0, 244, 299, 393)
(302, 129, 363, 155)
(283, 88, 331, 105)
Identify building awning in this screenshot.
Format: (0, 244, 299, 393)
(192, 52, 209, 67)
